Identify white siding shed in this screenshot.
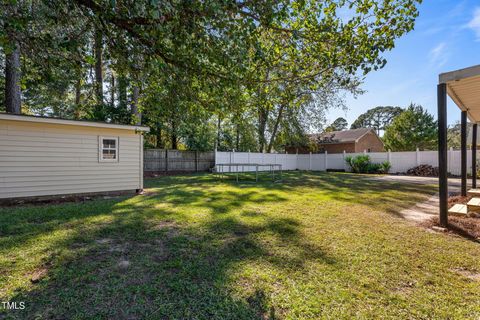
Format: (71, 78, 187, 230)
(0, 113, 149, 200)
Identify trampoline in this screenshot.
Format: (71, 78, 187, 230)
(214, 163, 282, 182)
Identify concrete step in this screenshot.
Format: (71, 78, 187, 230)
(468, 197, 480, 207)
(467, 197, 480, 213)
(468, 189, 480, 197)
(449, 204, 468, 216)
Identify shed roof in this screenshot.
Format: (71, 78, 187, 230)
(439, 64, 480, 123)
(310, 128, 374, 144)
(0, 113, 150, 132)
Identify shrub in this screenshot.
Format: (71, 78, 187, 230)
(366, 163, 382, 174)
(345, 155, 371, 173)
(380, 161, 392, 173)
(345, 155, 391, 174)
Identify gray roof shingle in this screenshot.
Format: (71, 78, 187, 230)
(310, 128, 374, 144)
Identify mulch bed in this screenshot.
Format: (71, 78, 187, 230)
(422, 216, 480, 240)
(419, 194, 480, 240)
(448, 195, 472, 208)
(0, 191, 134, 207)
(144, 171, 207, 178)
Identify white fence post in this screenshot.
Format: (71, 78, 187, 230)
(364, 149, 367, 155)
(324, 150, 328, 171)
(296, 150, 299, 170)
(214, 149, 465, 175)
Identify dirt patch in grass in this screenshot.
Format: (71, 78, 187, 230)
(117, 259, 131, 271)
(29, 267, 48, 284)
(148, 220, 191, 240)
(149, 220, 178, 230)
(0, 192, 133, 207)
(143, 189, 162, 196)
(95, 238, 113, 245)
(393, 281, 417, 297)
(422, 216, 480, 240)
(452, 268, 480, 281)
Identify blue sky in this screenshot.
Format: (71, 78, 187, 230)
(328, 0, 480, 128)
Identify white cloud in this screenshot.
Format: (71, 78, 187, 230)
(429, 42, 448, 68)
(468, 7, 480, 40)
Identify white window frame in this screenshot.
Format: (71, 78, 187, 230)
(99, 136, 119, 162)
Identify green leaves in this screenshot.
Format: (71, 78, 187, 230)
(1, 0, 421, 152)
(383, 104, 438, 151)
(351, 106, 404, 134)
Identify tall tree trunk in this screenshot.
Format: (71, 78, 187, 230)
(267, 104, 285, 153)
(74, 78, 81, 119)
(216, 114, 221, 150)
(94, 26, 104, 119)
(156, 127, 164, 148)
(5, 37, 21, 114)
(110, 72, 115, 108)
(131, 83, 141, 125)
(257, 70, 270, 152)
(118, 73, 127, 111)
(235, 123, 240, 151)
(258, 107, 269, 152)
(171, 120, 178, 149)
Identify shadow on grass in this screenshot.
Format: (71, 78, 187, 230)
(1, 178, 331, 319)
(0, 171, 435, 319)
(147, 171, 436, 218)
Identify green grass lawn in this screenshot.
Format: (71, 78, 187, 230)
(1, 172, 480, 319)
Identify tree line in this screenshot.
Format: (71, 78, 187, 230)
(1, 0, 421, 152)
(324, 103, 459, 152)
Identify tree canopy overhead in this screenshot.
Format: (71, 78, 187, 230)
(325, 117, 348, 132)
(1, 0, 422, 151)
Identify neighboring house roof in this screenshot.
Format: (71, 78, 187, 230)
(0, 113, 150, 132)
(310, 128, 377, 144)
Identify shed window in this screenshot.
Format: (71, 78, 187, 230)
(99, 137, 119, 162)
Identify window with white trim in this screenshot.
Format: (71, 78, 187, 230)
(99, 136, 119, 162)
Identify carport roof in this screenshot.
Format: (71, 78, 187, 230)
(439, 64, 480, 123)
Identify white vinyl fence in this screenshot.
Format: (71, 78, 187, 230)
(215, 148, 478, 175)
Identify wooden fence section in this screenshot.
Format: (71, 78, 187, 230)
(144, 149, 215, 172)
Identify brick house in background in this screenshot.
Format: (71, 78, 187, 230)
(286, 128, 384, 154)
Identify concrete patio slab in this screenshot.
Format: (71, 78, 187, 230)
(367, 175, 464, 222)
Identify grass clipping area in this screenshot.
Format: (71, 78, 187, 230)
(1, 172, 480, 319)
